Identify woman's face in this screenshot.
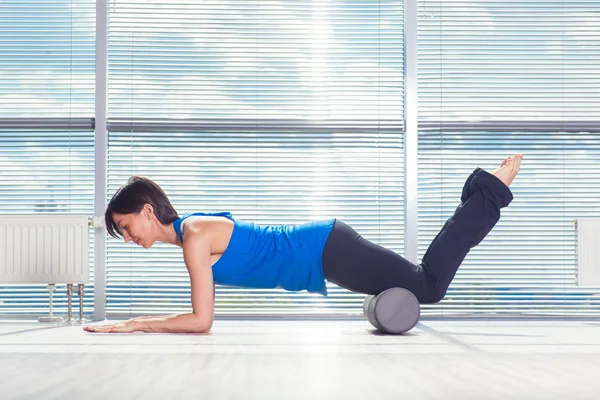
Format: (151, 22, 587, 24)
(112, 206, 155, 248)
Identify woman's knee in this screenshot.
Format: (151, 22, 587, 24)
(417, 285, 447, 304)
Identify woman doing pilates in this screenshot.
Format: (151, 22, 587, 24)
(84, 154, 523, 333)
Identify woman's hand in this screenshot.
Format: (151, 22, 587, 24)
(83, 320, 140, 333)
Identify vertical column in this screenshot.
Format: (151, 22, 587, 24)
(404, 0, 418, 263)
(93, 0, 108, 321)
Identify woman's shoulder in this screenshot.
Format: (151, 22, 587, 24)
(180, 215, 235, 245)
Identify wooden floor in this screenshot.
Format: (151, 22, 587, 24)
(0, 319, 599, 399)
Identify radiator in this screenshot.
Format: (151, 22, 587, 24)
(0, 215, 91, 322)
(0, 215, 90, 284)
(576, 218, 600, 286)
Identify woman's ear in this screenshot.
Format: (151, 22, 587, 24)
(144, 203, 154, 220)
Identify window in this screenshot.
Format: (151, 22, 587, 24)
(106, 0, 405, 316)
(0, 0, 96, 315)
(418, 0, 600, 316)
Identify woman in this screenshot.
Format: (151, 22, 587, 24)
(84, 154, 523, 333)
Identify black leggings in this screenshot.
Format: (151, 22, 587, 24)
(321, 168, 514, 304)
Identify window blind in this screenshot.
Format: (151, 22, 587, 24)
(0, 0, 96, 316)
(418, 0, 600, 316)
(106, 1, 405, 316)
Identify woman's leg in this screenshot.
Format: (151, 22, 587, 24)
(321, 155, 521, 304)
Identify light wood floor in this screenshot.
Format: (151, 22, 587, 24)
(1, 319, 599, 399)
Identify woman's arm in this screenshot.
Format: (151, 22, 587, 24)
(134, 228, 216, 333)
(85, 228, 216, 334)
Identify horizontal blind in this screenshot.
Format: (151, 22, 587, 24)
(0, 0, 96, 316)
(107, 131, 404, 316)
(418, 0, 599, 130)
(0, 0, 96, 118)
(106, 0, 404, 317)
(107, 0, 404, 122)
(418, 1, 600, 316)
(0, 139, 96, 317)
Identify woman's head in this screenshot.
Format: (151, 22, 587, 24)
(105, 176, 179, 248)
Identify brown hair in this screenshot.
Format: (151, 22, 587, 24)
(105, 176, 179, 238)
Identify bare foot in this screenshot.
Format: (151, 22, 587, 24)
(492, 154, 523, 187)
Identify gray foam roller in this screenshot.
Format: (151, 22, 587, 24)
(363, 288, 420, 334)
(363, 294, 376, 327)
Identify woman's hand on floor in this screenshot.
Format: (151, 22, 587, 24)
(83, 320, 139, 333)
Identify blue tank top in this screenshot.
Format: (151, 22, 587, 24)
(173, 212, 335, 296)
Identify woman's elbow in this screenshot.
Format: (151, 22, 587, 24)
(192, 318, 213, 333)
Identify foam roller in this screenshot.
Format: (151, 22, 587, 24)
(363, 287, 420, 334)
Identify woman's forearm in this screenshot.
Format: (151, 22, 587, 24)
(128, 314, 178, 322)
(132, 312, 211, 333)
